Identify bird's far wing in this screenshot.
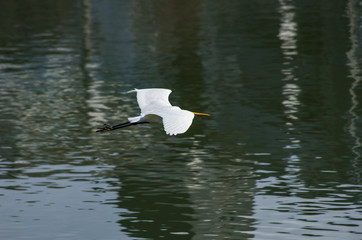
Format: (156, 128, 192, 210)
(154, 107, 195, 135)
(133, 88, 172, 114)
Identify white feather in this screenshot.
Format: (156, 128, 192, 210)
(151, 107, 195, 135)
(130, 88, 172, 114)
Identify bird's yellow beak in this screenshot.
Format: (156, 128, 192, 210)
(193, 112, 210, 116)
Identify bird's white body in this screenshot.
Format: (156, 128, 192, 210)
(128, 88, 195, 135)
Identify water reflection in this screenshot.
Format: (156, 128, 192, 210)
(81, 0, 108, 125)
(115, 150, 195, 239)
(346, 0, 362, 200)
(1, 0, 362, 239)
(279, 0, 301, 147)
(251, 1, 362, 239)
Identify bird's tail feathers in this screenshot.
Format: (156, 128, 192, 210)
(126, 88, 138, 94)
(128, 116, 143, 123)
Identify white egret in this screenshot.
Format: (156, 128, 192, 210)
(96, 88, 210, 135)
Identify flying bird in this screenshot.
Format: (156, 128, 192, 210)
(96, 88, 210, 135)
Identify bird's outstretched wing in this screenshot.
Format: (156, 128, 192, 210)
(153, 107, 195, 135)
(129, 88, 172, 113)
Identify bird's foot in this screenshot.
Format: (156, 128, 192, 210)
(96, 123, 113, 133)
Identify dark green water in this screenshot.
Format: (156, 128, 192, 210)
(1, 0, 361, 239)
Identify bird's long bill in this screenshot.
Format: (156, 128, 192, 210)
(193, 112, 210, 116)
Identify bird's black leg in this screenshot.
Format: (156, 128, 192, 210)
(96, 121, 149, 133)
(110, 121, 133, 130)
(96, 121, 131, 132)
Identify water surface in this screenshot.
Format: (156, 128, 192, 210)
(0, 0, 361, 239)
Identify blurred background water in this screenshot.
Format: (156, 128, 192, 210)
(0, 0, 362, 239)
